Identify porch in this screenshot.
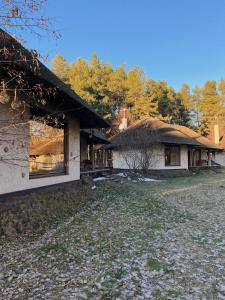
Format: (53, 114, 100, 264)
(80, 129, 112, 173)
(188, 147, 219, 167)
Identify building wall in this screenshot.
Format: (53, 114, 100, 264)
(112, 144, 188, 170)
(214, 151, 225, 166)
(0, 103, 80, 195)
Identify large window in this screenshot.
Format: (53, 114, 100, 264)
(29, 119, 67, 177)
(165, 145, 180, 166)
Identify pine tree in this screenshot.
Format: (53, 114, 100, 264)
(67, 57, 93, 102)
(124, 68, 160, 120)
(51, 54, 70, 81)
(199, 80, 222, 125)
(178, 83, 191, 109)
(51, 53, 221, 130)
(192, 86, 201, 125)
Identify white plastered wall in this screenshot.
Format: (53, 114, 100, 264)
(0, 103, 80, 195)
(214, 151, 225, 166)
(112, 143, 188, 170)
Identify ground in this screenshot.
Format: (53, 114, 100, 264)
(1, 171, 225, 299)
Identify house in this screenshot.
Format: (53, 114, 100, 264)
(0, 29, 109, 196)
(108, 117, 223, 175)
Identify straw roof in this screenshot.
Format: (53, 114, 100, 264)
(109, 118, 222, 150)
(30, 135, 64, 156)
(172, 125, 222, 150)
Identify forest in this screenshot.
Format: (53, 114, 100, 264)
(52, 53, 225, 136)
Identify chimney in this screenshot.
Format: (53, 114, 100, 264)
(214, 124, 220, 144)
(119, 117, 127, 131)
(118, 107, 128, 131)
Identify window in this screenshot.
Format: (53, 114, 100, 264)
(29, 119, 67, 177)
(165, 145, 180, 166)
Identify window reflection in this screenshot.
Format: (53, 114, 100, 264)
(29, 120, 66, 176)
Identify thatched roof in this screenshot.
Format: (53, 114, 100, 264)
(171, 125, 222, 150)
(30, 135, 64, 156)
(109, 118, 223, 150)
(0, 29, 109, 129)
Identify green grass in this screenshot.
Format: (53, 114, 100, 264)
(147, 257, 169, 272)
(39, 242, 67, 254)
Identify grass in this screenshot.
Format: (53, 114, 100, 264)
(39, 242, 67, 254)
(1, 169, 225, 299)
(147, 257, 169, 272)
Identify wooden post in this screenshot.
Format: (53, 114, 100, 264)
(89, 143, 94, 170)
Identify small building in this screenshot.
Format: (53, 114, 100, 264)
(0, 29, 109, 196)
(109, 118, 222, 175)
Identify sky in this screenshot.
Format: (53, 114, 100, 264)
(22, 0, 225, 91)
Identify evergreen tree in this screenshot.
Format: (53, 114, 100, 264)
(51, 52, 225, 132)
(217, 78, 225, 127)
(66, 53, 127, 120)
(67, 57, 93, 102)
(178, 83, 191, 109)
(192, 86, 201, 125)
(107, 65, 128, 112)
(125, 67, 148, 119)
(51, 54, 70, 81)
(199, 80, 222, 125)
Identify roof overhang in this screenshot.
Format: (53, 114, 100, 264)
(0, 29, 110, 129)
(80, 129, 110, 144)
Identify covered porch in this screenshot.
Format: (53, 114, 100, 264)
(80, 129, 112, 174)
(188, 147, 218, 167)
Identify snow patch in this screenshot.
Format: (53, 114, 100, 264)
(93, 177, 108, 182)
(138, 177, 162, 182)
(115, 173, 128, 177)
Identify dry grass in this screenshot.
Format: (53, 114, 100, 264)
(1, 170, 225, 299)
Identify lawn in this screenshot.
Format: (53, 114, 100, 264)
(1, 170, 225, 299)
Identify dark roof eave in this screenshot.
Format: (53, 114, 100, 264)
(0, 29, 110, 129)
(80, 129, 110, 144)
(37, 66, 110, 128)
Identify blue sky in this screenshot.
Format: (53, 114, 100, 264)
(22, 0, 225, 91)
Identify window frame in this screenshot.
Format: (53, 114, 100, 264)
(29, 121, 69, 179)
(164, 144, 181, 167)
